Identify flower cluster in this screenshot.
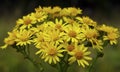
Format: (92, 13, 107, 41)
(1, 6, 119, 68)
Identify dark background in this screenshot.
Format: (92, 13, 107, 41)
(0, 0, 120, 72)
(0, 0, 120, 16)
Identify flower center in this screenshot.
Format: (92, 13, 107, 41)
(75, 51, 83, 60)
(52, 33, 59, 41)
(68, 30, 77, 37)
(53, 36, 59, 41)
(55, 24, 61, 29)
(24, 18, 31, 25)
(48, 48, 57, 56)
(19, 36, 28, 41)
(67, 45, 75, 52)
(38, 37, 44, 42)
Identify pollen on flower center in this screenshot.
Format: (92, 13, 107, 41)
(48, 48, 57, 56)
(55, 24, 61, 29)
(24, 18, 31, 25)
(53, 36, 59, 41)
(67, 45, 75, 51)
(68, 30, 77, 37)
(75, 51, 83, 60)
(52, 34, 59, 41)
(20, 37, 28, 41)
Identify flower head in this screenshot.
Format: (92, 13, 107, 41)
(16, 14, 36, 29)
(68, 44, 92, 67)
(61, 24, 84, 43)
(36, 42, 64, 64)
(15, 29, 33, 46)
(104, 32, 119, 45)
(31, 12, 48, 22)
(1, 6, 120, 70)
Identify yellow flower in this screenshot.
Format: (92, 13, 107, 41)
(61, 24, 84, 43)
(64, 42, 76, 53)
(104, 32, 119, 45)
(32, 22, 49, 33)
(34, 32, 45, 48)
(35, 6, 43, 12)
(63, 17, 77, 25)
(16, 14, 36, 29)
(36, 42, 64, 64)
(15, 29, 33, 46)
(60, 8, 70, 16)
(31, 12, 48, 22)
(51, 6, 61, 17)
(98, 24, 118, 33)
(52, 6, 61, 14)
(43, 7, 52, 14)
(76, 16, 97, 27)
(1, 37, 15, 49)
(81, 28, 103, 51)
(82, 28, 99, 42)
(68, 44, 92, 67)
(91, 39, 103, 51)
(1, 30, 17, 49)
(44, 29, 64, 45)
(60, 7, 82, 16)
(67, 7, 82, 16)
(48, 18, 66, 31)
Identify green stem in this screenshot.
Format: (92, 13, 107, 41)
(15, 45, 44, 72)
(57, 63, 62, 72)
(86, 52, 103, 72)
(86, 56, 98, 72)
(57, 60, 69, 72)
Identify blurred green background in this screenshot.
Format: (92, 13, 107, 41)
(0, 0, 120, 72)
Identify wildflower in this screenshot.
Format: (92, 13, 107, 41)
(35, 6, 43, 12)
(76, 16, 97, 27)
(64, 42, 76, 53)
(68, 44, 92, 67)
(52, 6, 61, 17)
(33, 22, 49, 32)
(63, 17, 77, 25)
(48, 18, 66, 31)
(82, 28, 99, 42)
(43, 7, 52, 14)
(34, 32, 45, 48)
(103, 32, 119, 45)
(52, 6, 61, 14)
(91, 39, 103, 51)
(1, 37, 15, 49)
(1, 6, 120, 71)
(31, 12, 48, 22)
(44, 29, 64, 45)
(61, 24, 84, 43)
(67, 7, 82, 16)
(60, 8, 70, 16)
(16, 14, 36, 29)
(36, 42, 64, 64)
(15, 29, 33, 46)
(98, 24, 118, 33)
(1, 30, 17, 49)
